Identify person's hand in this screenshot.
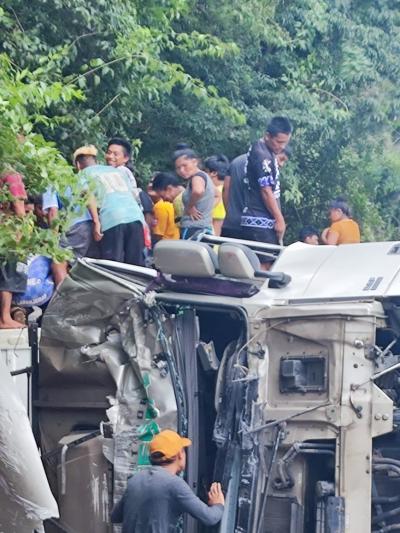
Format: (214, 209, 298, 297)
(187, 205, 203, 221)
(208, 482, 225, 506)
(321, 227, 329, 244)
(93, 222, 103, 241)
(274, 217, 286, 241)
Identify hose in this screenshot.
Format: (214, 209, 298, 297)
(372, 506, 400, 526)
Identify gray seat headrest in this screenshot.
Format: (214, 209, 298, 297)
(154, 240, 218, 277)
(218, 243, 260, 279)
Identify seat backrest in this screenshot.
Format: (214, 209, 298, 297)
(154, 240, 218, 277)
(218, 243, 260, 279)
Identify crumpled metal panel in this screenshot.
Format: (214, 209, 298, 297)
(119, 299, 178, 429)
(39, 263, 139, 388)
(0, 357, 59, 532)
(39, 261, 179, 532)
(109, 298, 178, 523)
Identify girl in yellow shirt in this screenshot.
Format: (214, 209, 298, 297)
(204, 155, 230, 236)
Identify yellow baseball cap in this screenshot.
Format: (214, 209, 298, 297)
(73, 144, 98, 164)
(149, 429, 192, 459)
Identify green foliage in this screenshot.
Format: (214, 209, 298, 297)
(0, 0, 243, 260)
(0, 48, 87, 260)
(1, 0, 400, 258)
(1, 0, 243, 157)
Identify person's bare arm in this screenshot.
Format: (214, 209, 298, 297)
(222, 175, 231, 210)
(186, 175, 205, 220)
(87, 196, 103, 241)
(145, 212, 155, 227)
(214, 183, 222, 208)
(187, 175, 205, 208)
(47, 207, 58, 226)
(260, 187, 285, 240)
(12, 199, 26, 217)
(321, 228, 339, 245)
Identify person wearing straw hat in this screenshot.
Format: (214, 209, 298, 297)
(72, 145, 146, 266)
(111, 429, 224, 532)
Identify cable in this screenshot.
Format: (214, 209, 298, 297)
(245, 401, 332, 434)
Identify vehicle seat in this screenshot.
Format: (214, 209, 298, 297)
(218, 243, 291, 288)
(154, 240, 218, 278)
(218, 243, 262, 279)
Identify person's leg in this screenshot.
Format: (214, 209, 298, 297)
(100, 225, 124, 262)
(51, 261, 68, 286)
(221, 227, 247, 240)
(65, 221, 94, 259)
(212, 219, 224, 237)
(220, 227, 234, 238)
(0, 291, 24, 328)
(86, 238, 101, 259)
(0, 261, 28, 328)
(240, 227, 279, 271)
(124, 222, 145, 266)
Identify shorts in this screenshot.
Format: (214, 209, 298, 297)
(240, 226, 279, 263)
(0, 261, 28, 293)
(212, 202, 226, 220)
(100, 221, 145, 266)
(220, 227, 247, 240)
(180, 227, 213, 240)
(61, 220, 94, 259)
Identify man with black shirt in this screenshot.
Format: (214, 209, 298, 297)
(241, 116, 292, 250)
(221, 153, 247, 240)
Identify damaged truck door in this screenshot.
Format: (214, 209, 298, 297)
(38, 258, 249, 533)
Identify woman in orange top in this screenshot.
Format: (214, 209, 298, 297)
(321, 197, 360, 245)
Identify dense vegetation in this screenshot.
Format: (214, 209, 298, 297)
(1, 0, 400, 258)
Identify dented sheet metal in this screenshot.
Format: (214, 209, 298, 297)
(39, 260, 181, 531)
(0, 357, 59, 533)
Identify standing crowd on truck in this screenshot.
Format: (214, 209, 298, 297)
(0, 116, 361, 329)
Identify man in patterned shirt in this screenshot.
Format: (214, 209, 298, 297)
(241, 116, 292, 254)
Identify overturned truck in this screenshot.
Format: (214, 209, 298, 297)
(38, 238, 400, 532)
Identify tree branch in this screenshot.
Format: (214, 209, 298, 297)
(8, 7, 25, 33)
(67, 32, 100, 50)
(94, 93, 121, 117)
(67, 55, 132, 85)
(311, 86, 349, 112)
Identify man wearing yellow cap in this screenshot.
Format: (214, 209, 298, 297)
(111, 429, 224, 532)
(73, 145, 146, 266)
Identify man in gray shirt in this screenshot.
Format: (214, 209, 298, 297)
(111, 429, 225, 532)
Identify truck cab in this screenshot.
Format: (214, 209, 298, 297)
(34, 238, 400, 532)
